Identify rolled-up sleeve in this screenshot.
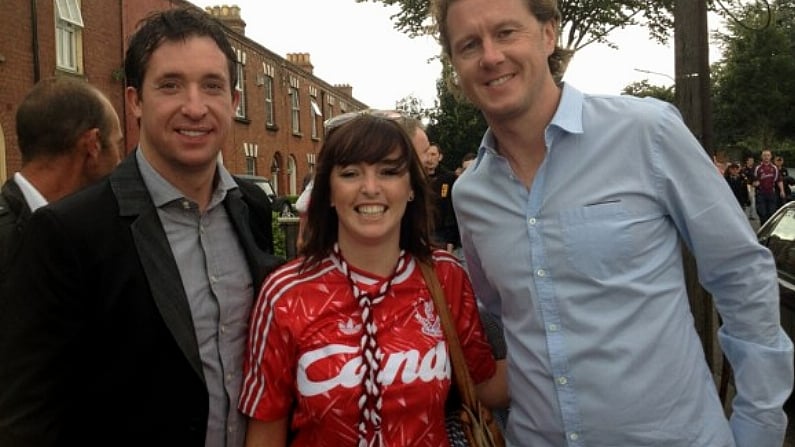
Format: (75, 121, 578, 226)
(721, 328, 793, 447)
(653, 104, 794, 447)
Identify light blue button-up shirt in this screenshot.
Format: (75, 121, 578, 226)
(454, 83, 793, 447)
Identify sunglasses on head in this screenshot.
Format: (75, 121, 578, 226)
(323, 109, 404, 135)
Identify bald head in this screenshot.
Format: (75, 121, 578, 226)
(16, 77, 120, 164)
(15, 77, 123, 202)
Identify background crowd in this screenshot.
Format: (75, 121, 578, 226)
(723, 150, 795, 224)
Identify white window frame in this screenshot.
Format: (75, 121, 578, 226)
(234, 49, 247, 119)
(246, 156, 256, 175)
(310, 100, 322, 139)
(56, 0, 83, 26)
(264, 75, 274, 126)
(55, 0, 84, 73)
(325, 103, 334, 122)
(290, 87, 301, 134)
(244, 143, 258, 175)
(287, 155, 298, 195)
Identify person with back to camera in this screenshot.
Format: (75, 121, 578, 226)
(0, 76, 122, 283)
(431, 0, 793, 445)
(774, 155, 793, 209)
(239, 111, 508, 447)
(0, 8, 282, 446)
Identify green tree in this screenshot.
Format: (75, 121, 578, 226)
(621, 80, 675, 103)
(355, 0, 752, 171)
(425, 62, 487, 172)
(712, 0, 795, 150)
(356, 0, 676, 51)
(395, 94, 427, 119)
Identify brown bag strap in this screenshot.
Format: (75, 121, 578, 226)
(418, 261, 479, 408)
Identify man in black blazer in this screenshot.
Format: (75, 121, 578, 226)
(0, 8, 282, 446)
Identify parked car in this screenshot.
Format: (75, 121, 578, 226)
(236, 174, 295, 216)
(756, 201, 795, 407)
(758, 201, 795, 313)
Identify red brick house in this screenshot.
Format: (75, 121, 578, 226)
(0, 0, 367, 196)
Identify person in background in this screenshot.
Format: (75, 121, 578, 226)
(399, 119, 460, 252)
(457, 151, 478, 176)
(425, 143, 460, 252)
(742, 155, 757, 220)
(713, 155, 727, 176)
(401, 116, 432, 170)
(774, 155, 793, 209)
(0, 77, 122, 283)
(240, 112, 507, 447)
(754, 149, 785, 223)
(431, 0, 793, 446)
(0, 8, 282, 446)
(725, 162, 750, 209)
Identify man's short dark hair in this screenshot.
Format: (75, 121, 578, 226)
(15, 77, 112, 163)
(124, 7, 237, 96)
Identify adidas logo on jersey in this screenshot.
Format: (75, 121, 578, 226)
(338, 318, 362, 335)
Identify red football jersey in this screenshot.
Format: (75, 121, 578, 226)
(239, 249, 496, 446)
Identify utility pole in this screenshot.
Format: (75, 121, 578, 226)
(674, 0, 720, 376)
(674, 0, 713, 155)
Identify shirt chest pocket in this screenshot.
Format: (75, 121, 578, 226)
(560, 201, 635, 279)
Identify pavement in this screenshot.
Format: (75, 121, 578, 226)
(749, 214, 761, 231)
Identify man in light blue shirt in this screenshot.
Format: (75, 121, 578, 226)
(432, 0, 794, 446)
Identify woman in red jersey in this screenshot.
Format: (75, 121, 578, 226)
(239, 112, 507, 447)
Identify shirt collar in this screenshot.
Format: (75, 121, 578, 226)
(472, 82, 585, 170)
(548, 82, 585, 135)
(13, 172, 48, 212)
(135, 148, 237, 209)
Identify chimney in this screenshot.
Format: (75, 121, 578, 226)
(205, 5, 246, 35)
(286, 53, 314, 75)
(335, 84, 353, 98)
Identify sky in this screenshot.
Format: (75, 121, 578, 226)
(189, 0, 725, 109)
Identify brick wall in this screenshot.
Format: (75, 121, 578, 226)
(1, 0, 367, 196)
(0, 0, 126, 177)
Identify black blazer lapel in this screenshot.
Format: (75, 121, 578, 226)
(225, 184, 284, 289)
(111, 154, 204, 383)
